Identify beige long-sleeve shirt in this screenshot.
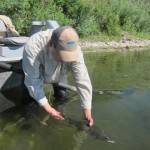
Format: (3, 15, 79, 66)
(22, 29, 92, 109)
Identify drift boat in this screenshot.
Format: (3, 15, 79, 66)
(0, 19, 59, 91)
(0, 19, 59, 113)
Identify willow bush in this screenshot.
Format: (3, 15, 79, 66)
(109, 0, 150, 33)
(0, 0, 149, 38)
(0, 0, 73, 35)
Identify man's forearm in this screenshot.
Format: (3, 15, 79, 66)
(83, 109, 92, 119)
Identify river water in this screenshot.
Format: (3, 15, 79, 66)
(0, 49, 150, 150)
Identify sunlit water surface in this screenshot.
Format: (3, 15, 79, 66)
(0, 49, 150, 150)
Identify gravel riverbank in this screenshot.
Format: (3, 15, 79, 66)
(80, 39, 150, 51)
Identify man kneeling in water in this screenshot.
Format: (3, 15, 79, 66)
(22, 26, 94, 126)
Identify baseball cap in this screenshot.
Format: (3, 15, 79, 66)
(51, 26, 79, 62)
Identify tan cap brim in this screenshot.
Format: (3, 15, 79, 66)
(59, 48, 78, 62)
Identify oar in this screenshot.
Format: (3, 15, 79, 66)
(0, 62, 135, 96)
(57, 82, 135, 96)
(0, 62, 24, 75)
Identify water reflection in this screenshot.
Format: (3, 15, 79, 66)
(0, 49, 150, 150)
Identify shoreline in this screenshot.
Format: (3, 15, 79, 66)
(80, 39, 150, 51)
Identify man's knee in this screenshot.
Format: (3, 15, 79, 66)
(20, 83, 38, 105)
(53, 83, 69, 101)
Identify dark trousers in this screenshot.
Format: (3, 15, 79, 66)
(21, 82, 69, 106)
(21, 81, 69, 119)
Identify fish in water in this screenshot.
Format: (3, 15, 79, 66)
(41, 98, 116, 144)
(41, 111, 115, 144)
(63, 114, 115, 144)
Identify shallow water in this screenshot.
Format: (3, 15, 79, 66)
(0, 49, 150, 150)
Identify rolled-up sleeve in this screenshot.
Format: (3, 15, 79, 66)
(71, 48, 92, 109)
(22, 44, 48, 106)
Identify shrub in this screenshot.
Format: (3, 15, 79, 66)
(0, 0, 149, 38)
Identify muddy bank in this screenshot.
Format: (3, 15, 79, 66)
(80, 39, 150, 51)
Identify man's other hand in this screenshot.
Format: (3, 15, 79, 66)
(42, 102, 65, 120)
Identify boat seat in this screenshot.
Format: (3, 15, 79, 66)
(0, 19, 7, 38)
(0, 37, 29, 45)
(0, 16, 28, 46)
(0, 20, 59, 46)
(0, 19, 59, 62)
(29, 20, 59, 36)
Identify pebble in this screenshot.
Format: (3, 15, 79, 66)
(80, 40, 150, 51)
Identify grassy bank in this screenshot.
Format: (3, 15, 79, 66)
(0, 0, 150, 40)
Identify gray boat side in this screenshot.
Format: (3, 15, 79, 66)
(0, 20, 59, 91)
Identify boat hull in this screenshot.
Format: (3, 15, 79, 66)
(0, 62, 23, 91)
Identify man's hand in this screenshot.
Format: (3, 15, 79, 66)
(83, 109, 94, 126)
(42, 102, 64, 120)
(86, 117, 94, 127)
